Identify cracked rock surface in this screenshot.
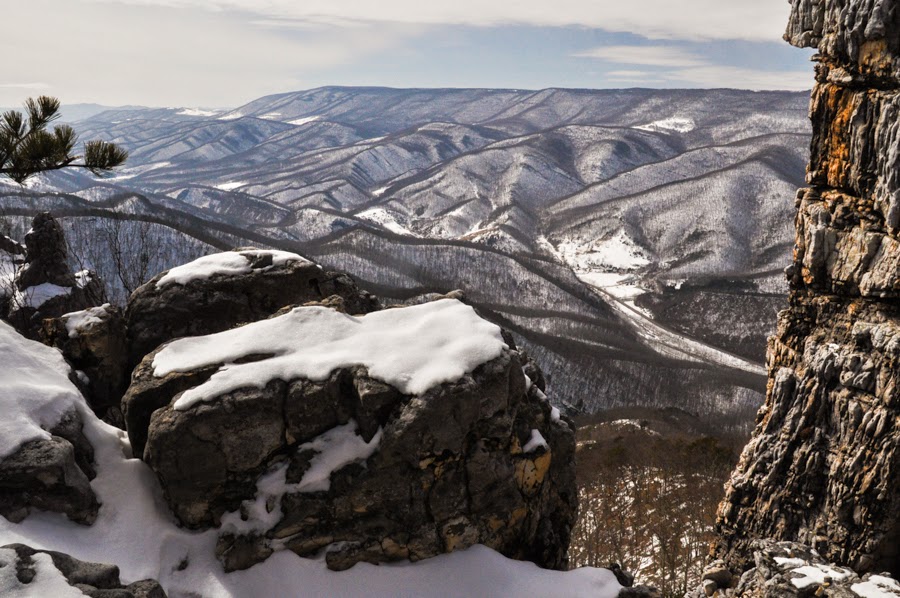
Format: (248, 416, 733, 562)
(124, 302, 577, 572)
(715, 0, 900, 578)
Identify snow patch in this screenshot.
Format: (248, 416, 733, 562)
(13, 283, 72, 309)
(790, 564, 853, 589)
(523, 429, 549, 453)
(288, 115, 321, 126)
(852, 575, 900, 598)
(358, 207, 417, 236)
(556, 232, 651, 273)
(215, 181, 247, 191)
(0, 321, 83, 458)
(634, 117, 696, 134)
(156, 249, 310, 288)
(63, 304, 110, 339)
(295, 421, 382, 493)
(217, 112, 243, 121)
(152, 299, 508, 408)
(576, 272, 651, 317)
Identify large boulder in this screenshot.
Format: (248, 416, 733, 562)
(123, 298, 577, 572)
(40, 304, 130, 427)
(125, 248, 379, 366)
(0, 544, 166, 597)
(6, 212, 103, 339)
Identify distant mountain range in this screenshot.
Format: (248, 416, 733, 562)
(0, 86, 811, 426)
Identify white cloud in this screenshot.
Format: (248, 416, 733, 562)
(576, 43, 811, 90)
(606, 70, 657, 78)
(573, 46, 706, 68)
(0, 83, 51, 90)
(665, 65, 812, 91)
(84, 0, 791, 41)
(0, 1, 421, 107)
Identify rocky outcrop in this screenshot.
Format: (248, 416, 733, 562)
(715, 0, 900, 578)
(0, 233, 25, 257)
(690, 540, 900, 598)
(0, 411, 98, 525)
(6, 212, 103, 339)
(125, 248, 379, 366)
(0, 544, 166, 597)
(123, 298, 577, 572)
(41, 304, 129, 427)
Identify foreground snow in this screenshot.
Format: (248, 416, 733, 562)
(0, 316, 620, 598)
(0, 322, 82, 458)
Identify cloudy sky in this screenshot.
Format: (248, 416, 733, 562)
(2, 0, 814, 108)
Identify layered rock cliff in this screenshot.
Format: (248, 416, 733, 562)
(715, 0, 900, 577)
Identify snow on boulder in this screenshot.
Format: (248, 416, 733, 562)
(155, 249, 309, 288)
(123, 297, 578, 573)
(151, 299, 508, 409)
(0, 265, 617, 598)
(125, 248, 379, 367)
(0, 321, 98, 524)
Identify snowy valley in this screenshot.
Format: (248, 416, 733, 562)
(0, 87, 811, 428)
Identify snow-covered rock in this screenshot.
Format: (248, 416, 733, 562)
(125, 248, 379, 367)
(41, 304, 130, 427)
(0, 320, 98, 524)
(124, 297, 578, 573)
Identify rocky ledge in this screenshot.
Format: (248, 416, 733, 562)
(715, 0, 900, 580)
(691, 540, 900, 598)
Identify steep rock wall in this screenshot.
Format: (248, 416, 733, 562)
(715, 0, 900, 576)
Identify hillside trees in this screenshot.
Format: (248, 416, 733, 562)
(0, 96, 127, 184)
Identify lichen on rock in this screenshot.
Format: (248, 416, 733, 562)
(714, 0, 900, 579)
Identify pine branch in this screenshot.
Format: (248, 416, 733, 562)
(83, 140, 129, 174)
(0, 96, 127, 184)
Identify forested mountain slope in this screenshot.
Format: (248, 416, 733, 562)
(0, 87, 811, 425)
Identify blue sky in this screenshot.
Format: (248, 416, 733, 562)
(1, 0, 814, 108)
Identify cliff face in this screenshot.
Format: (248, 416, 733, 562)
(715, 0, 900, 576)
